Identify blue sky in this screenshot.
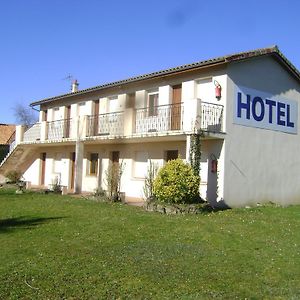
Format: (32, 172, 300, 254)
(1, 0, 300, 124)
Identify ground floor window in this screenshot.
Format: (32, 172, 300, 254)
(133, 151, 148, 178)
(89, 153, 99, 175)
(166, 150, 178, 162)
(111, 151, 120, 163)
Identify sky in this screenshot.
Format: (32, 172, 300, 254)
(1, 0, 300, 124)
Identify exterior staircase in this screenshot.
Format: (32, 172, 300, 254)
(0, 144, 38, 177)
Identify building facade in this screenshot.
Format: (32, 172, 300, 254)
(1, 46, 300, 207)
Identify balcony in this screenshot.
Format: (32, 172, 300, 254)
(200, 102, 224, 132)
(15, 100, 224, 144)
(47, 118, 73, 140)
(86, 112, 124, 137)
(135, 103, 184, 133)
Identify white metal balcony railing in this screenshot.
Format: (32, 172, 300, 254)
(200, 102, 224, 132)
(86, 111, 124, 137)
(47, 118, 72, 140)
(17, 102, 224, 143)
(135, 103, 184, 133)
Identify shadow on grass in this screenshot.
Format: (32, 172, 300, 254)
(0, 216, 65, 233)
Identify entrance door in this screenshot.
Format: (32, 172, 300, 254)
(70, 152, 76, 190)
(40, 153, 46, 186)
(171, 84, 182, 130)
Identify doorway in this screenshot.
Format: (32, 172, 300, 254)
(171, 84, 182, 130)
(40, 153, 46, 186)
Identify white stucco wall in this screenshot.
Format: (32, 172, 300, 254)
(224, 56, 300, 207)
(81, 141, 186, 199)
(23, 158, 40, 185)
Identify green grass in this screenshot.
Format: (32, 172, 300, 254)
(0, 189, 299, 299)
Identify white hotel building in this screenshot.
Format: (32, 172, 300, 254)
(1, 46, 300, 207)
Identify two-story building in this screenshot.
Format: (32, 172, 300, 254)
(1, 46, 300, 207)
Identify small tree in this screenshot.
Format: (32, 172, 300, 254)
(13, 103, 38, 126)
(153, 158, 200, 204)
(143, 160, 158, 201)
(105, 161, 125, 201)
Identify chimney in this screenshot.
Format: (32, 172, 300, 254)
(71, 79, 79, 92)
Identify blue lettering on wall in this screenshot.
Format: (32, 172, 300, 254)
(286, 105, 294, 128)
(237, 92, 250, 119)
(265, 99, 276, 123)
(252, 97, 265, 122)
(234, 86, 297, 134)
(277, 102, 286, 126)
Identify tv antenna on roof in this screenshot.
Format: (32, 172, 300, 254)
(62, 74, 77, 92)
(62, 74, 74, 82)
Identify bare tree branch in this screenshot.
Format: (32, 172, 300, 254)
(13, 103, 38, 126)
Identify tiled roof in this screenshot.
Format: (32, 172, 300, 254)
(0, 124, 16, 144)
(30, 45, 300, 107)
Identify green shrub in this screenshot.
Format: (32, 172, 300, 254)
(153, 158, 200, 204)
(5, 170, 23, 183)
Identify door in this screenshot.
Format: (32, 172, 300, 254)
(171, 84, 182, 130)
(70, 152, 76, 190)
(40, 153, 46, 186)
(94, 100, 99, 136)
(65, 105, 71, 138)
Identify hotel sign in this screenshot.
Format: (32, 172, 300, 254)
(234, 86, 298, 134)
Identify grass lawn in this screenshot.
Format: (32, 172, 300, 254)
(0, 189, 299, 299)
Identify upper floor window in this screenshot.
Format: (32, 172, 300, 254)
(78, 102, 86, 116)
(148, 91, 159, 117)
(108, 96, 119, 113)
(196, 78, 213, 103)
(53, 107, 62, 121)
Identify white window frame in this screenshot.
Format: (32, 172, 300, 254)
(132, 151, 148, 179)
(88, 152, 99, 176)
(147, 91, 159, 117)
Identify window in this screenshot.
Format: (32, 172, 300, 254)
(53, 153, 62, 173)
(166, 150, 178, 162)
(109, 96, 119, 113)
(196, 78, 213, 103)
(89, 153, 98, 175)
(133, 151, 148, 178)
(111, 151, 120, 163)
(148, 91, 159, 116)
(53, 107, 62, 121)
(78, 102, 86, 116)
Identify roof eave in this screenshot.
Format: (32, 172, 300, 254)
(29, 58, 227, 107)
(30, 46, 300, 107)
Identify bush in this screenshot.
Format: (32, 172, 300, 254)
(153, 158, 200, 204)
(5, 170, 23, 183)
(105, 161, 125, 201)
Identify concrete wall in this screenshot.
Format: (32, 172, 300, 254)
(225, 56, 300, 207)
